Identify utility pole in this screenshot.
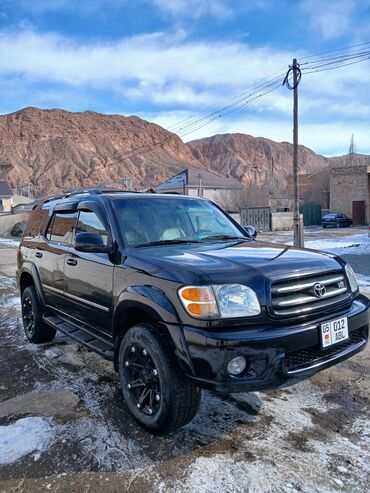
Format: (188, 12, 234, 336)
(198, 173, 202, 197)
(292, 58, 303, 247)
(284, 58, 303, 247)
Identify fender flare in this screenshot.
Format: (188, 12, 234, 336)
(19, 262, 46, 308)
(112, 286, 195, 376)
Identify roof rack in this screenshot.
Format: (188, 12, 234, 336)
(43, 187, 139, 204)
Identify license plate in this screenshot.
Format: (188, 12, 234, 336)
(320, 317, 349, 349)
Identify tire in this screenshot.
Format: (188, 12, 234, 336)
(21, 286, 56, 343)
(118, 323, 201, 433)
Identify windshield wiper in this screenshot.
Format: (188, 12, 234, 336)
(200, 235, 247, 242)
(134, 239, 201, 248)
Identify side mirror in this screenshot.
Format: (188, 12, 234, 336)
(75, 232, 112, 253)
(244, 226, 257, 239)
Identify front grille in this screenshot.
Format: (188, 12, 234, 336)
(285, 326, 366, 372)
(271, 271, 351, 318)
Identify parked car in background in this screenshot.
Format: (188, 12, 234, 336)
(322, 213, 352, 228)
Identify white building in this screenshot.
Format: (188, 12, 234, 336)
(155, 168, 242, 202)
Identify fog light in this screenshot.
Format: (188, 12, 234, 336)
(227, 356, 246, 376)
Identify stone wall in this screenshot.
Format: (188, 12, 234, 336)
(0, 212, 30, 237)
(270, 212, 293, 231)
(0, 197, 12, 212)
(270, 212, 304, 231)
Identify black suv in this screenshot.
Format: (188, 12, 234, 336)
(17, 190, 369, 432)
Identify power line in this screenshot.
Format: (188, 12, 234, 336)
(98, 72, 287, 169)
(300, 48, 370, 66)
(166, 71, 286, 134)
(300, 40, 370, 61)
(301, 52, 370, 74)
(85, 41, 370, 174)
(303, 56, 370, 74)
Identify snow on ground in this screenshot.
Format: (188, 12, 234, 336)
(297, 234, 370, 255)
(357, 273, 370, 296)
(357, 274, 370, 287)
(0, 417, 57, 466)
(168, 379, 369, 493)
(0, 238, 20, 247)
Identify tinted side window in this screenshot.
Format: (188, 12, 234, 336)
(46, 212, 77, 245)
(23, 207, 49, 240)
(75, 211, 109, 246)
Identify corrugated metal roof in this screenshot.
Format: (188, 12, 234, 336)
(156, 168, 242, 190)
(0, 181, 13, 197)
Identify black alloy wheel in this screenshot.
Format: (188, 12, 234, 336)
(21, 286, 56, 343)
(119, 323, 201, 433)
(124, 343, 161, 417)
(22, 290, 35, 338)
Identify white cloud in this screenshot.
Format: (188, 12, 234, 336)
(0, 27, 368, 156)
(301, 0, 356, 40)
(143, 110, 370, 156)
(0, 29, 289, 89)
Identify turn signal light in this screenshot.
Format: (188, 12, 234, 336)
(178, 286, 218, 318)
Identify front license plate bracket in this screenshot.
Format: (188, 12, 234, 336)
(320, 317, 349, 349)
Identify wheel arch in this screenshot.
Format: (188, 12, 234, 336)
(19, 263, 46, 308)
(112, 298, 194, 376)
(19, 271, 34, 293)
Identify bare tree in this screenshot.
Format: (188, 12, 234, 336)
(215, 185, 270, 211)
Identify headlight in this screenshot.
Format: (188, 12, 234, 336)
(345, 264, 359, 293)
(213, 284, 261, 317)
(178, 284, 261, 318)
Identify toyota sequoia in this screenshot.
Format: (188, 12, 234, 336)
(17, 189, 369, 432)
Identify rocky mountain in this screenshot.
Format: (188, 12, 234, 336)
(187, 133, 328, 189)
(0, 107, 202, 196)
(0, 107, 367, 197)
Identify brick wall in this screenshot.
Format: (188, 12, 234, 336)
(330, 165, 369, 223)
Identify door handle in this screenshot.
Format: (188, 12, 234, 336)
(66, 258, 78, 266)
(35, 251, 43, 258)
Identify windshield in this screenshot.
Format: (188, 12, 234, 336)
(114, 197, 246, 247)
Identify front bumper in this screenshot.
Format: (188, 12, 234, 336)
(181, 294, 369, 392)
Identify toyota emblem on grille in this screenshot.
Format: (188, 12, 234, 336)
(313, 283, 326, 298)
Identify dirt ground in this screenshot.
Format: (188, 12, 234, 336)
(0, 228, 369, 492)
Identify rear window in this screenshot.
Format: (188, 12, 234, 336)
(23, 207, 49, 240)
(46, 212, 77, 245)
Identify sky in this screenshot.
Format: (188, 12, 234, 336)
(0, 0, 369, 156)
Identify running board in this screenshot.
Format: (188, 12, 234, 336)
(43, 314, 114, 361)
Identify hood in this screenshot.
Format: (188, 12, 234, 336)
(126, 240, 344, 288)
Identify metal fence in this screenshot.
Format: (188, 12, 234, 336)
(240, 207, 271, 231)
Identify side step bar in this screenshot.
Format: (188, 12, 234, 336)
(43, 314, 114, 361)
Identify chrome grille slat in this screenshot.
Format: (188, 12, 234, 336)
(273, 275, 345, 294)
(274, 287, 347, 307)
(271, 271, 350, 318)
(273, 293, 350, 317)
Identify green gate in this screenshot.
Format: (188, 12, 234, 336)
(299, 204, 322, 226)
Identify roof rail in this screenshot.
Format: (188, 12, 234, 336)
(42, 187, 140, 204)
